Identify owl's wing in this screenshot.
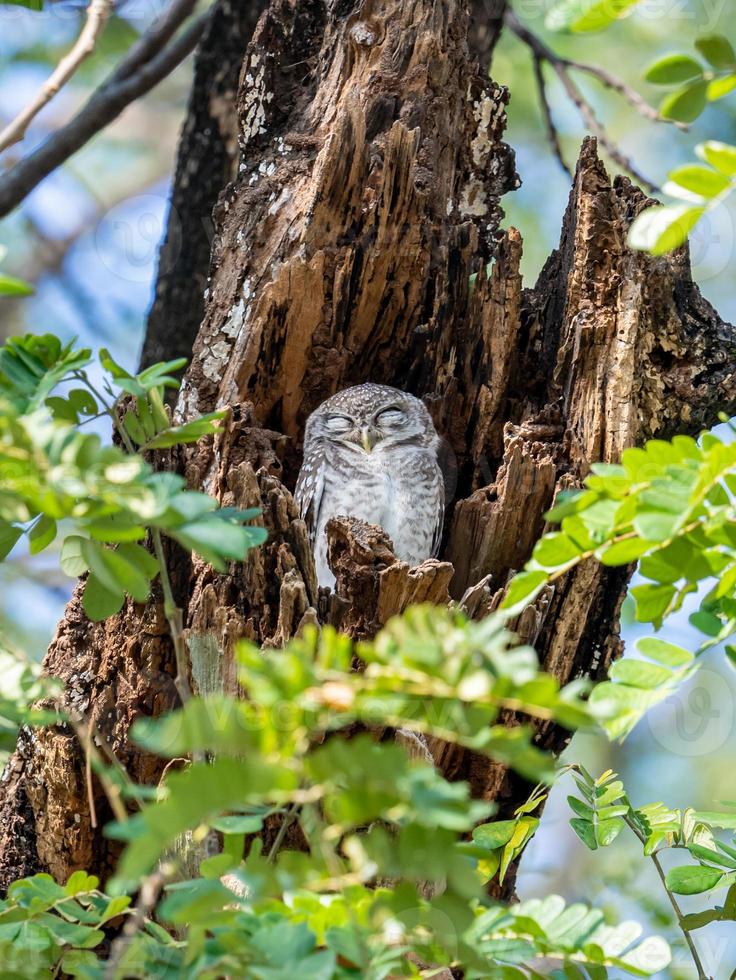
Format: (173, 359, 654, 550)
(430, 463, 445, 558)
(294, 446, 326, 546)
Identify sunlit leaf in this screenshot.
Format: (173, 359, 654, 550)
(658, 80, 708, 122)
(546, 0, 642, 34)
(644, 54, 703, 85)
(627, 203, 705, 255)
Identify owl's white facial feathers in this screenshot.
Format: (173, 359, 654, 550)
(295, 383, 445, 589)
(305, 383, 437, 457)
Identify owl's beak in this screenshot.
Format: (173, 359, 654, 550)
(360, 427, 380, 452)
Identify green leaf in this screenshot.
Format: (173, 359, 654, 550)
(667, 164, 731, 198)
(117, 542, 159, 580)
(631, 583, 676, 626)
(533, 533, 583, 570)
(87, 517, 146, 543)
(60, 536, 88, 577)
(628, 204, 705, 255)
(168, 518, 267, 570)
(695, 34, 736, 69)
(707, 75, 736, 100)
(109, 757, 298, 889)
(0, 334, 92, 410)
(599, 538, 651, 565)
(689, 609, 722, 636)
(595, 816, 626, 846)
(82, 575, 124, 621)
(659, 80, 709, 122)
(81, 539, 151, 603)
(29, 515, 56, 555)
(699, 140, 736, 175)
(144, 411, 226, 449)
(500, 570, 548, 614)
(99, 348, 145, 397)
(545, 0, 642, 34)
(0, 519, 22, 560)
(136, 358, 188, 390)
(67, 387, 97, 416)
(666, 865, 724, 894)
(608, 659, 673, 689)
(636, 637, 692, 668)
(644, 54, 704, 85)
(0, 273, 34, 297)
(570, 817, 598, 850)
(691, 810, 736, 830)
(211, 814, 265, 834)
(46, 394, 84, 423)
(472, 820, 517, 850)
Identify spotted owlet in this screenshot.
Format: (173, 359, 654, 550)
(295, 383, 445, 589)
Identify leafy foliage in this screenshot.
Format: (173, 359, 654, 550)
(644, 34, 736, 122)
(0, 871, 130, 978)
(118, 606, 602, 887)
(467, 785, 547, 884)
(588, 637, 698, 740)
(0, 334, 266, 619)
(628, 141, 736, 255)
(567, 768, 736, 952)
(0, 642, 60, 763)
(0, 871, 671, 979)
(502, 426, 736, 734)
(0, 606, 672, 978)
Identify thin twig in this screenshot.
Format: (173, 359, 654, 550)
(624, 814, 711, 980)
(558, 57, 687, 131)
(67, 715, 130, 824)
(75, 371, 193, 703)
(84, 718, 98, 829)
(152, 529, 192, 703)
(551, 59, 659, 193)
(267, 803, 300, 862)
(505, 9, 659, 193)
(0, 0, 205, 218)
(531, 54, 571, 178)
(649, 848, 710, 980)
(0, 0, 114, 152)
(92, 390, 192, 704)
(103, 868, 169, 980)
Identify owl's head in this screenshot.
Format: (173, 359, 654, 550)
(305, 383, 438, 454)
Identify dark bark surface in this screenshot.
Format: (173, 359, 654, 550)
(1, 0, 735, 895)
(140, 0, 267, 369)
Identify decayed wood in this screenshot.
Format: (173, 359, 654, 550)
(1, 0, 735, 894)
(326, 516, 453, 638)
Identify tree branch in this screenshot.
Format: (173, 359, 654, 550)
(505, 9, 661, 193)
(560, 57, 687, 130)
(0, 0, 205, 218)
(531, 54, 571, 178)
(0, 0, 114, 152)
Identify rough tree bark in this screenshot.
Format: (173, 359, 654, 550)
(1, 0, 735, 896)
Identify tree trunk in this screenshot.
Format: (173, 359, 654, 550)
(1, 0, 735, 894)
